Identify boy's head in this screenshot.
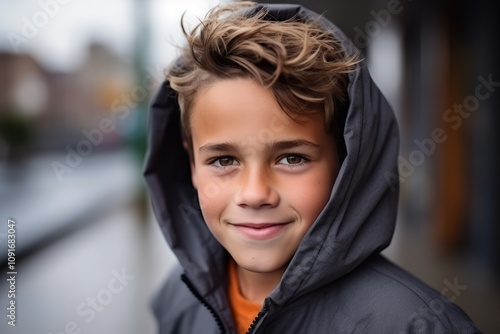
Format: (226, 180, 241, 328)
(169, 2, 359, 161)
(167, 2, 359, 290)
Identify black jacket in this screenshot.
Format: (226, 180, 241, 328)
(143, 3, 481, 333)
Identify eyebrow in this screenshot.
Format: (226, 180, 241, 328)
(198, 140, 320, 154)
(199, 142, 239, 154)
(270, 140, 320, 151)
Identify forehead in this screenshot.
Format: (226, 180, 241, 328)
(190, 79, 329, 149)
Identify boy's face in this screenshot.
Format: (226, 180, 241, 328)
(189, 78, 339, 277)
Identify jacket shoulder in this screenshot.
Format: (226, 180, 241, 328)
(339, 255, 481, 333)
(265, 256, 481, 334)
(152, 264, 219, 334)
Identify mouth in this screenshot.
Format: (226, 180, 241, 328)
(228, 222, 292, 240)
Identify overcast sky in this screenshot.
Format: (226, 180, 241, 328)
(0, 0, 227, 72)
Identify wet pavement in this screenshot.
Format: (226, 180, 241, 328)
(0, 149, 175, 334)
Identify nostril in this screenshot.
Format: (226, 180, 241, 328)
(235, 179, 279, 209)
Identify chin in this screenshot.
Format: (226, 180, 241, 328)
(234, 256, 288, 274)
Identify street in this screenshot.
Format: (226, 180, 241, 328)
(0, 149, 175, 334)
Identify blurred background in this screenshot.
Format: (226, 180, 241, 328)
(0, 0, 498, 333)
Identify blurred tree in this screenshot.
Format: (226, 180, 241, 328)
(0, 107, 34, 161)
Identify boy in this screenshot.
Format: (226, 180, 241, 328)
(143, 2, 480, 333)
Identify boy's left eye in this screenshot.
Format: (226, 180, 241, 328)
(278, 155, 306, 165)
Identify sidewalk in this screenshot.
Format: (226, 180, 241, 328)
(0, 149, 141, 259)
(0, 148, 175, 334)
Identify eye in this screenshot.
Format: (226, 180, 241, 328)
(212, 156, 238, 168)
(278, 155, 307, 165)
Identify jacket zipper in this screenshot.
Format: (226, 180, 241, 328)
(245, 304, 269, 334)
(181, 274, 226, 334)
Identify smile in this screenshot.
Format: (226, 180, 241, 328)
(229, 222, 291, 240)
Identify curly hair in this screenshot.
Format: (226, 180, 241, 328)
(168, 1, 359, 156)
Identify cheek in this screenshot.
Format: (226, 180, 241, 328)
(286, 172, 334, 222)
(196, 175, 230, 223)
(293, 186, 330, 221)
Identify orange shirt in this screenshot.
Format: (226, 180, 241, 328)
(228, 260, 262, 334)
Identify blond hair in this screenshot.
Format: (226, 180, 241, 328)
(169, 2, 359, 153)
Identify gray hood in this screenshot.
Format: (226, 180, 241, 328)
(144, 1, 399, 314)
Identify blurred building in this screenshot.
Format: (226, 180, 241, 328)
(0, 52, 48, 116)
(0, 42, 135, 157)
(76, 42, 135, 125)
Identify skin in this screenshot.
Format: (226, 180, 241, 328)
(188, 78, 339, 304)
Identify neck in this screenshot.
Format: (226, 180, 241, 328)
(236, 265, 285, 304)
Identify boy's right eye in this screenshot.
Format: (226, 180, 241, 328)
(211, 157, 238, 168)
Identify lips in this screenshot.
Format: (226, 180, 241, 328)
(229, 222, 291, 240)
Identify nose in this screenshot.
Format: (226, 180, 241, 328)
(234, 164, 280, 209)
